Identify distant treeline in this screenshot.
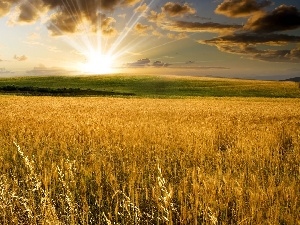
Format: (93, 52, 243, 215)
(283, 77, 300, 82)
(0, 85, 135, 96)
(282, 77, 300, 89)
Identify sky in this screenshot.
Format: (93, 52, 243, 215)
(0, 0, 300, 79)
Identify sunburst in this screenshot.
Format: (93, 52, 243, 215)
(80, 51, 114, 74)
(26, 0, 157, 75)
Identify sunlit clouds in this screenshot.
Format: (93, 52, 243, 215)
(215, 0, 272, 18)
(14, 55, 27, 61)
(203, 3, 300, 63)
(0, 0, 299, 78)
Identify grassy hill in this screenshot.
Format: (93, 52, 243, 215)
(0, 74, 299, 98)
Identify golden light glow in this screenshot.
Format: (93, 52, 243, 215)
(80, 51, 114, 74)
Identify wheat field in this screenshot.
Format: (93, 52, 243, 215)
(0, 96, 299, 224)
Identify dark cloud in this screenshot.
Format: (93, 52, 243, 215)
(14, 55, 28, 61)
(227, 45, 299, 63)
(253, 48, 300, 62)
(147, 2, 196, 24)
(244, 5, 300, 33)
(147, 2, 240, 36)
(0, 0, 141, 36)
(47, 12, 117, 36)
(162, 21, 242, 33)
(162, 2, 196, 17)
(126, 58, 150, 67)
(201, 33, 300, 63)
(186, 61, 195, 64)
(47, 12, 79, 36)
(18, 0, 45, 23)
(201, 3, 300, 63)
(192, 15, 212, 20)
(126, 59, 171, 67)
(42, 0, 141, 11)
(215, 0, 272, 18)
(202, 33, 300, 45)
(153, 61, 170, 67)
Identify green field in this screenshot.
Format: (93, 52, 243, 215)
(0, 75, 299, 98)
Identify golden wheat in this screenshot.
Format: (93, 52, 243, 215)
(0, 96, 299, 224)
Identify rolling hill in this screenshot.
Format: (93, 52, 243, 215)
(0, 74, 299, 98)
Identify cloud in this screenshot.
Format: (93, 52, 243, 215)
(26, 64, 71, 75)
(0, 0, 141, 36)
(14, 54, 27, 61)
(47, 12, 117, 36)
(215, 0, 272, 18)
(201, 33, 300, 46)
(162, 2, 196, 17)
(147, 2, 196, 24)
(186, 60, 195, 64)
(167, 32, 188, 40)
(100, 17, 118, 37)
(122, 0, 141, 7)
(126, 58, 170, 67)
(81, 0, 140, 11)
(0, 0, 19, 17)
(153, 61, 171, 67)
(192, 15, 212, 20)
(147, 10, 165, 23)
(47, 12, 79, 35)
(201, 33, 300, 63)
(0, 67, 13, 74)
(198, 3, 300, 63)
(135, 3, 149, 13)
(152, 30, 164, 38)
(134, 23, 153, 35)
(253, 48, 300, 62)
(244, 5, 300, 33)
(147, 2, 239, 36)
(17, 0, 45, 23)
(162, 20, 242, 33)
(126, 58, 150, 67)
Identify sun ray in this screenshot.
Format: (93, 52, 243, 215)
(23, 0, 161, 74)
(113, 37, 148, 59)
(108, 0, 156, 56)
(138, 33, 197, 54)
(21, 0, 87, 55)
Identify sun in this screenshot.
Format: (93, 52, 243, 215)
(80, 51, 114, 74)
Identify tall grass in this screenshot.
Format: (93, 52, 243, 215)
(0, 96, 299, 224)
